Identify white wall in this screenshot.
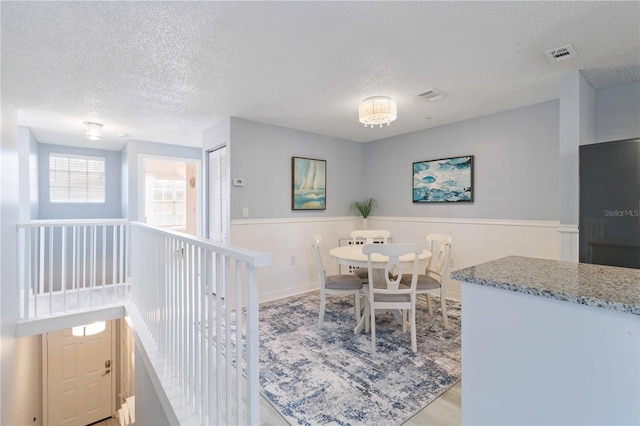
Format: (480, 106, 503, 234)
(462, 283, 640, 425)
(202, 117, 230, 153)
(18, 127, 39, 222)
(2, 93, 42, 424)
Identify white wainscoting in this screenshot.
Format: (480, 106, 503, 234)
(558, 224, 579, 262)
(231, 216, 560, 302)
(230, 217, 361, 303)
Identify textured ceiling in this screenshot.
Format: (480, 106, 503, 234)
(2, 1, 639, 150)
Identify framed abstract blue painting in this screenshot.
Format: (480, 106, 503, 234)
(413, 155, 474, 203)
(292, 157, 326, 210)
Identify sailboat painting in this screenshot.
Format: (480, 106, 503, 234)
(292, 157, 326, 210)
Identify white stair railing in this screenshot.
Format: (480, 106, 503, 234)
(16, 219, 130, 320)
(127, 222, 271, 425)
(16, 219, 271, 425)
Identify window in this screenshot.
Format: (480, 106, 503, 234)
(151, 179, 187, 227)
(49, 153, 105, 203)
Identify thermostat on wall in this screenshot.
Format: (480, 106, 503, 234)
(233, 177, 245, 187)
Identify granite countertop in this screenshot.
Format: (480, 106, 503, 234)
(451, 256, 640, 315)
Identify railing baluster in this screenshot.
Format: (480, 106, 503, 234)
(80, 225, 85, 303)
(91, 224, 96, 309)
(83, 225, 87, 292)
(208, 249, 215, 425)
(102, 224, 106, 305)
(112, 225, 117, 301)
(39, 226, 45, 297)
(169, 237, 173, 368)
(119, 224, 124, 287)
(195, 246, 203, 422)
(23, 227, 30, 320)
(246, 264, 261, 424)
(181, 241, 188, 393)
(215, 251, 224, 425)
(236, 259, 244, 425)
(187, 243, 195, 407)
(48, 226, 53, 316)
(72, 226, 77, 297)
(225, 255, 232, 423)
(61, 226, 67, 313)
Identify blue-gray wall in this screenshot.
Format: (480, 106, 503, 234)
(135, 349, 172, 426)
(228, 118, 367, 220)
(593, 80, 640, 144)
(365, 100, 560, 220)
(38, 143, 123, 219)
(224, 80, 638, 222)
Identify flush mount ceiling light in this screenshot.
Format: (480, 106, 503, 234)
(72, 321, 106, 337)
(359, 96, 397, 128)
(84, 121, 104, 140)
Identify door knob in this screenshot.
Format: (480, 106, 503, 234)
(102, 369, 111, 376)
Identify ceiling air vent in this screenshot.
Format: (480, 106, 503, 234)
(544, 44, 577, 61)
(418, 89, 448, 102)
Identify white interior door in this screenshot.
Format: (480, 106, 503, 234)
(47, 322, 113, 425)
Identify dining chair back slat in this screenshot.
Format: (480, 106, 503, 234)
(361, 243, 422, 353)
(350, 230, 391, 284)
(399, 233, 452, 328)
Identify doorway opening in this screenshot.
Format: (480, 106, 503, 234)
(141, 157, 201, 237)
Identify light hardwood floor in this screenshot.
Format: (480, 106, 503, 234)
(260, 380, 462, 425)
(97, 381, 460, 425)
(92, 416, 120, 426)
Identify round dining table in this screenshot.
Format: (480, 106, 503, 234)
(329, 245, 432, 334)
(329, 245, 432, 270)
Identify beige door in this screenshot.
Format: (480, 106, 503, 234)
(47, 322, 113, 425)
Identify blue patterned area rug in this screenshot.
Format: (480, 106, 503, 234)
(258, 292, 461, 425)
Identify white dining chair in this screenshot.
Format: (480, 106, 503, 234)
(400, 233, 452, 328)
(361, 243, 422, 353)
(350, 230, 391, 284)
(311, 234, 363, 327)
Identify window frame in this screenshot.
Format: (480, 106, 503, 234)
(49, 152, 106, 204)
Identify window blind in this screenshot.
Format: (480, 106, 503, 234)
(208, 146, 229, 243)
(49, 153, 105, 203)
